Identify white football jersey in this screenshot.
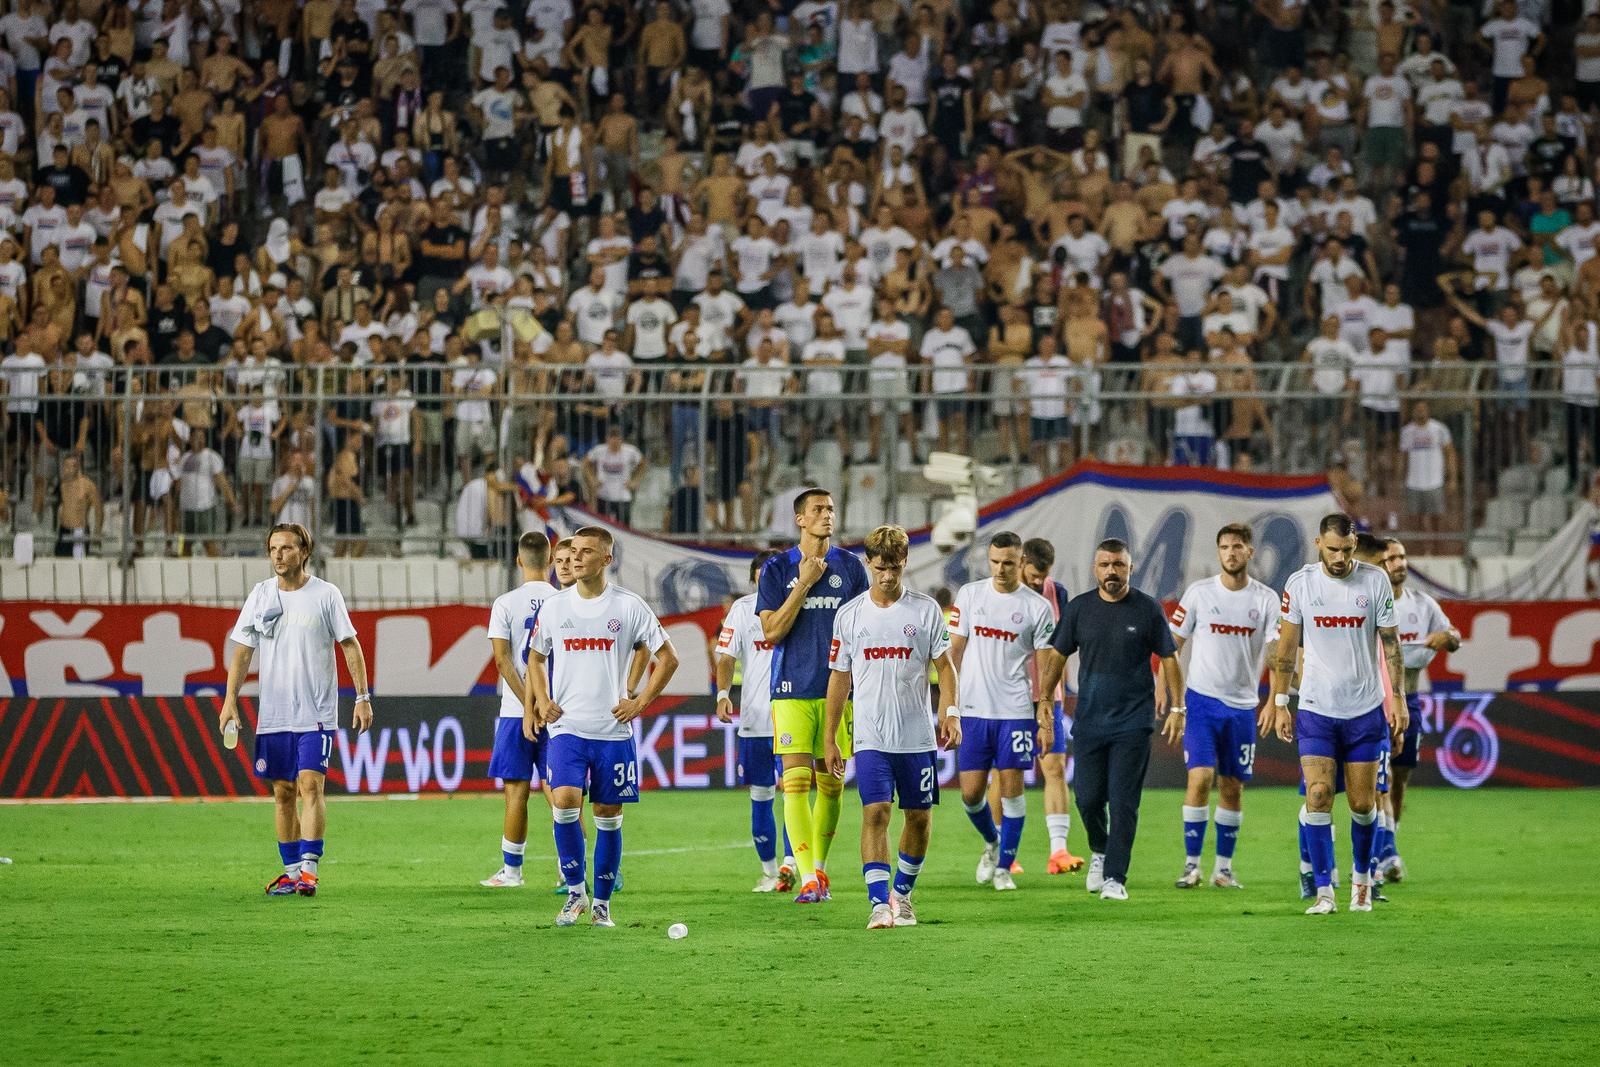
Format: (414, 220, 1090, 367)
(1170, 575, 1281, 709)
(1281, 562, 1397, 719)
(717, 593, 775, 737)
(1395, 587, 1452, 671)
(829, 588, 949, 754)
(229, 576, 357, 734)
(950, 579, 1056, 719)
(530, 584, 670, 741)
(487, 579, 560, 718)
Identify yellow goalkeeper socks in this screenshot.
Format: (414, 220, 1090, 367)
(813, 774, 844, 869)
(781, 767, 817, 883)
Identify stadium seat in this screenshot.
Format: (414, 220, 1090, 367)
(158, 559, 194, 603)
(402, 560, 439, 606)
(1484, 498, 1527, 534)
(1469, 533, 1511, 560)
(49, 560, 81, 601)
(78, 558, 122, 600)
(433, 560, 463, 601)
(189, 560, 219, 604)
(458, 562, 498, 604)
(1497, 466, 1541, 503)
(1543, 468, 1570, 497)
(1527, 495, 1572, 534)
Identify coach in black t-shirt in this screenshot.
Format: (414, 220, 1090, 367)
(1040, 538, 1185, 901)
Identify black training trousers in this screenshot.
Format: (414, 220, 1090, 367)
(1073, 728, 1153, 885)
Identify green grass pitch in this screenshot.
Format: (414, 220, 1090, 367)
(4, 787, 1597, 1065)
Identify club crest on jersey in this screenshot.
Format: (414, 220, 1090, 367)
(1355, 594, 1371, 609)
(607, 618, 622, 633)
(1010, 611, 1024, 624)
(780, 732, 793, 745)
(1248, 608, 1260, 621)
(828, 574, 842, 589)
(904, 624, 918, 637)
(255, 758, 267, 773)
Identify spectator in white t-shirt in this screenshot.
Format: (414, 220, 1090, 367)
(176, 427, 239, 557)
(1399, 399, 1457, 533)
(583, 423, 647, 526)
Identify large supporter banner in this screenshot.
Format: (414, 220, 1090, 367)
(0, 602, 724, 699)
(554, 462, 1343, 610)
(7, 597, 1600, 698)
(2, 692, 1596, 799)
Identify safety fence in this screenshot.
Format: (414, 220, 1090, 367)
(1, 359, 1594, 566)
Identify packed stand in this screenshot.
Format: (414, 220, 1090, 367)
(0, 0, 1597, 558)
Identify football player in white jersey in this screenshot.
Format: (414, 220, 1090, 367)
(221, 523, 374, 897)
(1016, 537, 1085, 874)
(715, 549, 796, 892)
(1265, 513, 1407, 915)
(526, 526, 680, 928)
(949, 531, 1057, 892)
(1375, 538, 1458, 882)
(1167, 524, 1280, 890)
(824, 525, 959, 930)
(480, 531, 560, 888)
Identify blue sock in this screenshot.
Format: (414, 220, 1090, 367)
(1376, 812, 1397, 861)
(1213, 807, 1241, 867)
(1182, 804, 1208, 864)
(1350, 808, 1377, 882)
(552, 807, 586, 890)
(894, 852, 923, 897)
(299, 838, 323, 876)
(1297, 811, 1311, 869)
(278, 840, 299, 873)
(998, 795, 1026, 871)
(963, 797, 999, 845)
(750, 786, 777, 863)
(1304, 811, 1335, 888)
(863, 861, 891, 905)
(502, 836, 525, 869)
(593, 814, 623, 901)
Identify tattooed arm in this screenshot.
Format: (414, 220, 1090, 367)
(1379, 625, 1410, 746)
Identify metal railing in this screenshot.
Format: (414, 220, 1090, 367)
(0, 358, 1594, 582)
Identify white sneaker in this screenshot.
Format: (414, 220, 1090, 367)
(751, 874, 780, 893)
(891, 892, 917, 926)
(1349, 880, 1373, 912)
(976, 842, 999, 884)
(591, 900, 615, 927)
(867, 902, 896, 929)
(1305, 889, 1337, 915)
(1099, 879, 1129, 901)
(1085, 853, 1106, 893)
(1388, 855, 1406, 883)
(479, 866, 525, 888)
(555, 888, 590, 927)
(1211, 869, 1244, 889)
(1174, 863, 1201, 889)
(992, 869, 1018, 892)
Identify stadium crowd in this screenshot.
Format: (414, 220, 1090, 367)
(0, 0, 1598, 556)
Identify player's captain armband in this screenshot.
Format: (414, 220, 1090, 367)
(1280, 591, 1292, 614)
(717, 626, 734, 650)
(829, 637, 841, 664)
(1169, 605, 1187, 627)
(949, 606, 961, 628)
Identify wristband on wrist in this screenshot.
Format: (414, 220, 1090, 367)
(1171, 706, 1186, 715)
(944, 706, 961, 720)
(716, 689, 731, 704)
(1274, 693, 1291, 708)
(354, 692, 371, 704)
